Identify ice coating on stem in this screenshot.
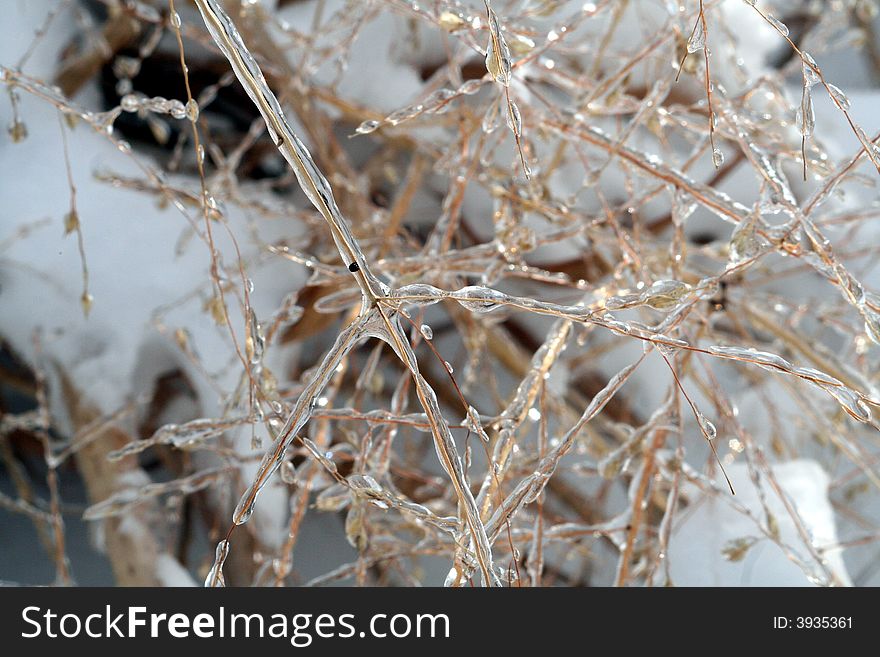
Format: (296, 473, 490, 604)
(193, 1, 499, 584)
(232, 313, 370, 525)
(484, 2, 512, 86)
(204, 539, 229, 587)
(191, 0, 380, 297)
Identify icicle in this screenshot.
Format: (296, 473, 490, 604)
(796, 85, 815, 137)
(204, 539, 229, 587)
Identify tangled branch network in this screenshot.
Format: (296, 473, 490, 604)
(1, 0, 880, 587)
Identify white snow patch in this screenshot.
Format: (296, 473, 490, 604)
(665, 459, 851, 586)
(155, 553, 198, 587)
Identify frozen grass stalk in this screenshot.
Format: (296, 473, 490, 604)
(192, 0, 498, 586)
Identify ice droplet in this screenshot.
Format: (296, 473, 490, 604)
(827, 83, 851, 110)
(280, 461, 297, 485)
(485, 7, 513, 86)
(796, 86, 815, 137)
(425, 88, 456, 114)
(509, 34, 536, 55)
(767, 15, 789, 37)
(460, 79, 483, 95)
(712, 148, 725, 168)
(394, 284, 444, 307)
(655, 335, 688, 357)
(482, 106, 499, 134)
(419, 324, 433, 340)
(204, 539, 229, 587)
(729, 212, 764, 264)
(687, 20, 706, 53)
(185, 98, 200, 122)
(355, 119, 380, 135)
(246, 307, 264, 365)
(348, 474, 382, 494)
(385, 104, 423, 126)
(120, 94, 140, 112)
(170, 100, 186, 120)
(456, 285, 505, 313)
(643, 279, 691, 309)
(802, 52, 820, 87)
(697, 412, 717, 440)
(233, 486, 256, 524)
(465, 406, 489, 442)
(505, 99, 523, 135)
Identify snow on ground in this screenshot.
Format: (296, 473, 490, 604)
(665, 459, 851, 586)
